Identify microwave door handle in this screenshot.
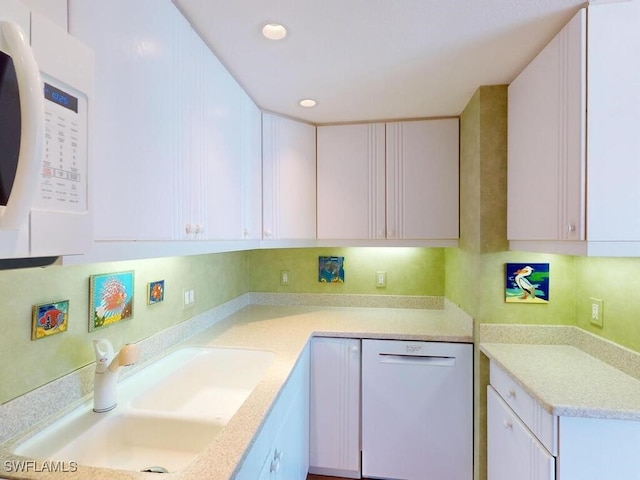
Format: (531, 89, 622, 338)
(0, 21, 44, 230)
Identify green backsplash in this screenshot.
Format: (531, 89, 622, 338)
(445, 248, 576, 326)
(0, 251, 249, 404)
(248, 247, 445, 296)
(2, 246, 640, 404)
(573, 256, 640, 352)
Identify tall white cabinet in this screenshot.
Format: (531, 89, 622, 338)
(262, 113, 316, 241)
(508, 2, 640, 256)
(308, 337, 361, 478)
(317, 119, 459, 243)
(68, 0, 262, 243)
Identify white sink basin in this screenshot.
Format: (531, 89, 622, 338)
(13, 346, 274, 472)
(16, 411, 223, 472)
(129, 346, 275, 421)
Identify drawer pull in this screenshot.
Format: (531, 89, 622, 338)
(503, 419, 513, 430)
(507, 388, 517, 399)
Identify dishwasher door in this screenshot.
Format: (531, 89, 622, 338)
(361, 339, 472, 480)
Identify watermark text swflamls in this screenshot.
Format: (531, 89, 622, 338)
(3, 460, 78, 473)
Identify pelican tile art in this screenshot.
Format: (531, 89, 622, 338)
(505, 263, 550, 303)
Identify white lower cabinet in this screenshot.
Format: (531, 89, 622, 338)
(487, 387, 555, 480)
(310, 337, 472, 480)
(235, 346, 309, 480)
(308, 337, 361, 478)
(488, 360, 640, 480)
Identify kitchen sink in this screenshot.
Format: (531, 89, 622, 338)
(13, 345, 274, 472)
(15, 411, 223, 472)
(129, 346, 275, 421)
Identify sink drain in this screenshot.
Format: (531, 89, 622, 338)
(141, 466, 169, 473)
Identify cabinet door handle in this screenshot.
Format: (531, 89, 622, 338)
(503, 419, 513, 430)
(567, 223, 576, 233)
(507, 388, 516, 399)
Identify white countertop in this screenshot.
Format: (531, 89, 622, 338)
(1, 302, 472, 480)
(480, 341, 640, 421)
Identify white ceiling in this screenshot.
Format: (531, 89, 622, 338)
(173, 0, 586, 125)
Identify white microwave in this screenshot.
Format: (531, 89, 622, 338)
(0, 0, 93, 260)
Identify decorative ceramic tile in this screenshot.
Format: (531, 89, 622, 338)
(318, 256, 344, 283)
(31, 300, 69, 340)
(147, 280, 165, 305)
(505, 263, 549, 303)
(89, 271, 134, 331)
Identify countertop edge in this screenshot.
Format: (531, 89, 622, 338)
(480, 338, 640, 422)
(0, 295, 472, 480)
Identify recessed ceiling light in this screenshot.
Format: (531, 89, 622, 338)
(262, 23, 287, 40)
(299, 99, 317, 108)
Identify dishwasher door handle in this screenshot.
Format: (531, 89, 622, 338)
(378, 353, 456, 367)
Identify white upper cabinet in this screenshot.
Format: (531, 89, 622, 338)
(386, 120, 459, 240)
(19, 0, 67, 29)
(262, 113, 316, 241)
(68, 0, 261, 244)
(317, 119, 459, 243)
(317, 123, 386, 240)
(508, 2, 640, 256)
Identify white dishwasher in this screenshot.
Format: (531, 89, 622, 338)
(361, 339, 473, 480)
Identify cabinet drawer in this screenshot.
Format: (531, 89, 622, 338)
(488, 386, 555, 480)
(490, 362, 558, 455)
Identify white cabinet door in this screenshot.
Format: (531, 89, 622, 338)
(317, 123, 386, 240)
(262, 113, 316, 240)
(487, 386, 555, 480)
(236, 346, 309, 480)
(276, 364, 309, 480)
(308, 337, 360, 478)
(69, 0, 261, 243)
(198, 78, 261, 241)
(317, 120, 458, 241)
(508, 2, 640, 256)
(586, 0, 640, 243)
(20, 0, 66, 29)
(70, 0, 181, 241)
(386, 119, 459, 240)
(507, 9, 585, 243)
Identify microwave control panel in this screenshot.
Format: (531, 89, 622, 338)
(35, 75, 88, 214)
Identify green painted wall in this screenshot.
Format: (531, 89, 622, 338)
(0, 252, 249, 404)
(447, 85, 640, 351)
(2, 83, 639, 448)
(450, 84, 640, 480)
(248, 247, 445, 296)
(573, 256, 640, 353)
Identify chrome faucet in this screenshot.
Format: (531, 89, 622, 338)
(93, 339, 140, 412)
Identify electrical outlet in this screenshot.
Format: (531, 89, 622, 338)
(280, 270, 290, 286)
(376, 271, 386, 288)
(590, 297, 604, 327)
(183, 287, 195, 308)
